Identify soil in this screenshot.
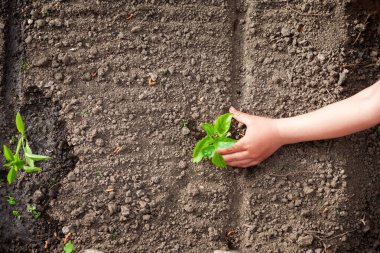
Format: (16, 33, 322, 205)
(0, 0, 379, 252)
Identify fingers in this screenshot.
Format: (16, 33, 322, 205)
(217, 141, 246, 155)
(222, 151, 250, 163)
(230, 106, 251, 125)
(228, 159, 260, 168)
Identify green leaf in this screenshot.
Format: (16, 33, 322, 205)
(212, 152, 227, 168)
(215, 137, 237, 149)
(201, 123, 215, 136)
(16, 112, 25, 134)
(64, 241, 75, 253)
(23, 166, 41, 173)
(4, 162, 13, 167)
(202, 145, 216, 158)
(25, 153, 51, 161)
(7, 167, 17, 184)
(3, 145, 14, 161)
(192, 136, 213, 163)
(13, 155, 24, 169)
(23, 144, 35, 167)
(7, 196, 16, 206)
(214, 113, 233, 136)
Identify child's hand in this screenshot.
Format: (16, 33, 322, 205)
(218, 107, 284, 168)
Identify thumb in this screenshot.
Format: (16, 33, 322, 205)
(230, 107, 251, 125)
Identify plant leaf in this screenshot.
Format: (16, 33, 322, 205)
(214, 113, 233, 136)
(23, 143, 35, 167)
(16, 112, 25, 134)
(25, 153, 51, 161)
(3, 145, 14, 161)
(212, 152, 227, 168)
(201, 123, 215, 136)
(7, 167, 17, 184)
(215, 137, 237, 149)
(202, 145, 215, 158)
(64, 241, 75, 253)
(23, 166, 41, 173)
(192, 136, 212, 163)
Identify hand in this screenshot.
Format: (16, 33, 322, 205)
(218, 107, 284, 168)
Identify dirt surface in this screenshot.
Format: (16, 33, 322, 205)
(0, 0, 379, 252)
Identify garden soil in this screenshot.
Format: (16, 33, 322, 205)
(0, 0, 379, 252)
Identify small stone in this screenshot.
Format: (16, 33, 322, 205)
(281, 27, 291, 37)
(168, 66, 175, 74)
(84, 250, 104, 253)
(62, 55, 71, 65)
(303, 186, 314, 195)
(142, 215, 151, 221)
(120, 205, 130, 217)
(25, 36, 32, 44)
(35, 19, 45, 28)
(82, 72, 92, 81)
(297, 235, 313, 247)
(179, 161, 187, 169)
(181, 127, 190, 135)
(294, 199, 302, 207)
(62, 226, 71, 234)
(107, 203, 118, 215)
(54, 72, 63, 81)
(131, 26, 141, 33)
(33, 56, 49, 67)
(337, 69, 349, 86)
(95, 138, 104, 147)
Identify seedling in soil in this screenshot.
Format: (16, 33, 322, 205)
(26, 204, 41, 218)
(7, 196, 16, 206)
(64, 241, 75, 253)
(3, 112, 51, 185)
(12, 210, 22, 220)
(192, 113, 236, 168)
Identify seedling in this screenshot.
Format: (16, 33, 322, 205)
(12, 210, 22, 220)
(3, 112, 51, 184)
(192, 113, 236, 168)
(26, 204, 41, 218)
(7, 196, 16, 206)
(64, 241, 75, 253)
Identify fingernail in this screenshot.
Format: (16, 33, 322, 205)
(230, 106, 236, 112)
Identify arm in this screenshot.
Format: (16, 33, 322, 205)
(218, 80, 380, 168)
(278, 79, 380, 143)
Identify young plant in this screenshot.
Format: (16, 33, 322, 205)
(12, 210, 22, 220)
(7, 196, 16, 206)
(3, 112, 51, 184)
(64, 241, 75, 253)
(26, 204, 41, 218)
(192, 113, 236, 168)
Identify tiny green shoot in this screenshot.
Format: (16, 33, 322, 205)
(7, 196, 16, 206)
(64, 241, 75, 253)
(26, 204, 41, 218)
(192, 113, 236, 168)
(12, 210, 22, 220)
(3, 112, 51, 185)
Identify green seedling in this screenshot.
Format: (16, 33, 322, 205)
(12, 210, 22, 220)
(26, 204, 41, 218)
(7, 196, 16, 206)
(3, 112, 51, 184)
(64, 241, 75, 253)
(192, 113, 236, 168)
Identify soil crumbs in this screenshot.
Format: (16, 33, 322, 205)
(0, 0, 379, 253)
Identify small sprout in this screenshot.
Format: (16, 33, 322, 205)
(64, 241, 75, 253)
(192, 113, 236, 168)
(3, 112, 51, 184)
(12, 210, 22, 220)
(7, 196, 16, 206)
(26, 204, 41, 218)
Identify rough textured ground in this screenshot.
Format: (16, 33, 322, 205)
(0, 0, 379, 252)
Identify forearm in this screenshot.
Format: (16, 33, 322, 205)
(277, 80, 380, 144)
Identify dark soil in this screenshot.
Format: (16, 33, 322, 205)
(0, 0, 379, 252)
